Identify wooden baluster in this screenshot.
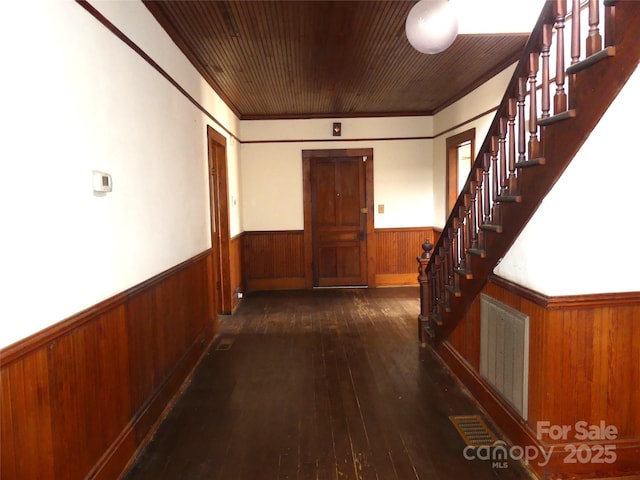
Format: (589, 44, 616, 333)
(458, 205, 467, 272)
(490, 136, 500, 222)
(438, 247, 448, 308)
(431, 259, 439, 319)
(451, 218, 461, 288)
(604, 1, 615, 48)
(463, 194, 472, 268)
(586, 0, 602, 56)
(517, 78, 527, 164)
(446, 230, 455, 299)
(498, 117, 508, 196)
(440, 243, 451, 308)
(432, 254, 441, 321)
(475, 168, 485, 249)
(449, 233, 456, 281)
(541, 24, 552, 119)
(568, 0, 581, 112)
(507, 98, 518, 194)
(469, 179, 478, 250)
(571, 0, 581, 65)
(417, 241, 433, 342)
(482, 153, 491, 224)
(528, 53, 540, 159)
(445, 230, 454, 288)
(554, 0, 567, 115)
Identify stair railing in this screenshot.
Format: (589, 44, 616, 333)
(418, 0, 617, 344)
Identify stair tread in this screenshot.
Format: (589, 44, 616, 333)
(454, 268, 473, 279)
(538, 109, 577, 126)
(430, 313, 443, 326)
(467, 247, 486, 258)
(567, 46, 616, 74)
(515, 157, 546, 168)
(437, 299, 452, 312)
(480, 224, 503, 233)
(444, 285, 462, 297)
(496, 194, 522, 203)
(423, 326, 436, 339)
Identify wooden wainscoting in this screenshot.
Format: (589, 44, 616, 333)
(242, 227, 443, 290)
(0, 251, 217, 480)
(375, 227, 441, 286)
(230, 233, 244, 311)
(243, 230, 305, 291)
(439, 276, 640, 479)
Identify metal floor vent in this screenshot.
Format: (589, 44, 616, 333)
(215, 338, 234, 351)
(449, 415, 498, 446)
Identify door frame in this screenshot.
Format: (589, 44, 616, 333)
(207, 125, 232, 314)
(446, 128, 475, 212)
(302, 148, 376, 289)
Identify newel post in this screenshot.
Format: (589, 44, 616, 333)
(417, 240, 434, 346)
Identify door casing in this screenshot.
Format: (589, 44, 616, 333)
(446, 128, 475, 213)
(207, 125, 232, 313)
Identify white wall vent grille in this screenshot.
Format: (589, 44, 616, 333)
(480, 294, 529, 420)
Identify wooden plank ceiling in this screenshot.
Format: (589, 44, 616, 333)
(144, 1, 530, 120)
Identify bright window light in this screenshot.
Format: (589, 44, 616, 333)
(450, 0, 547, 34)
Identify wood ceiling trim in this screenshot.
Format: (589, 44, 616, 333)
(240, 110, 435, 121)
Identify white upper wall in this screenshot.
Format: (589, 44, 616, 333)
(91, 0, 243, 237)
(0, 0, 240, 348)
(432, 65, 516, 226)
(240, 116, 435, 230)
(494, 65, 640, 295)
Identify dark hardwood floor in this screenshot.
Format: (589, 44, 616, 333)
(124, 288, 533, 480)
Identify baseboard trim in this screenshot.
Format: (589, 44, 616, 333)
(246, 277, 306, 291)
(436, 340, 539, 449)
(375, 273, 418, 286)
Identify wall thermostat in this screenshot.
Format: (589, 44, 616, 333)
(92, 171, 113, 192)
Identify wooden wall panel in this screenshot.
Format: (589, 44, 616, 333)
(241, 228, 443, 289)
(375, 227, 433, 274)
(0, 250, 216, 480)
(530, 304, 640, 440)
(243, 231, 305, 290)
(441, 277, 640, 479)
(446, 294, 481, 371)
(375, 227, 439, 286)
(1, 349, 55, 479)
(49, 305, 131, 480)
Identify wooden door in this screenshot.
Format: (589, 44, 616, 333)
(311, 156, 367, 286)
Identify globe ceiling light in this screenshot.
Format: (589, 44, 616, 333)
(405, 0, 459, 54)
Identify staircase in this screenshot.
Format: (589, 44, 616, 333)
(417, 0, 640, 344)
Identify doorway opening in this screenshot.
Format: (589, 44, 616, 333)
(207, 125, 232, 314)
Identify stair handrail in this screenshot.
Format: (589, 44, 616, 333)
(443, 2, 554, 240)
(419, 0, 618, 344)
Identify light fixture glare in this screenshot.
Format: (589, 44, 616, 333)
(405, 0, 458, 54)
